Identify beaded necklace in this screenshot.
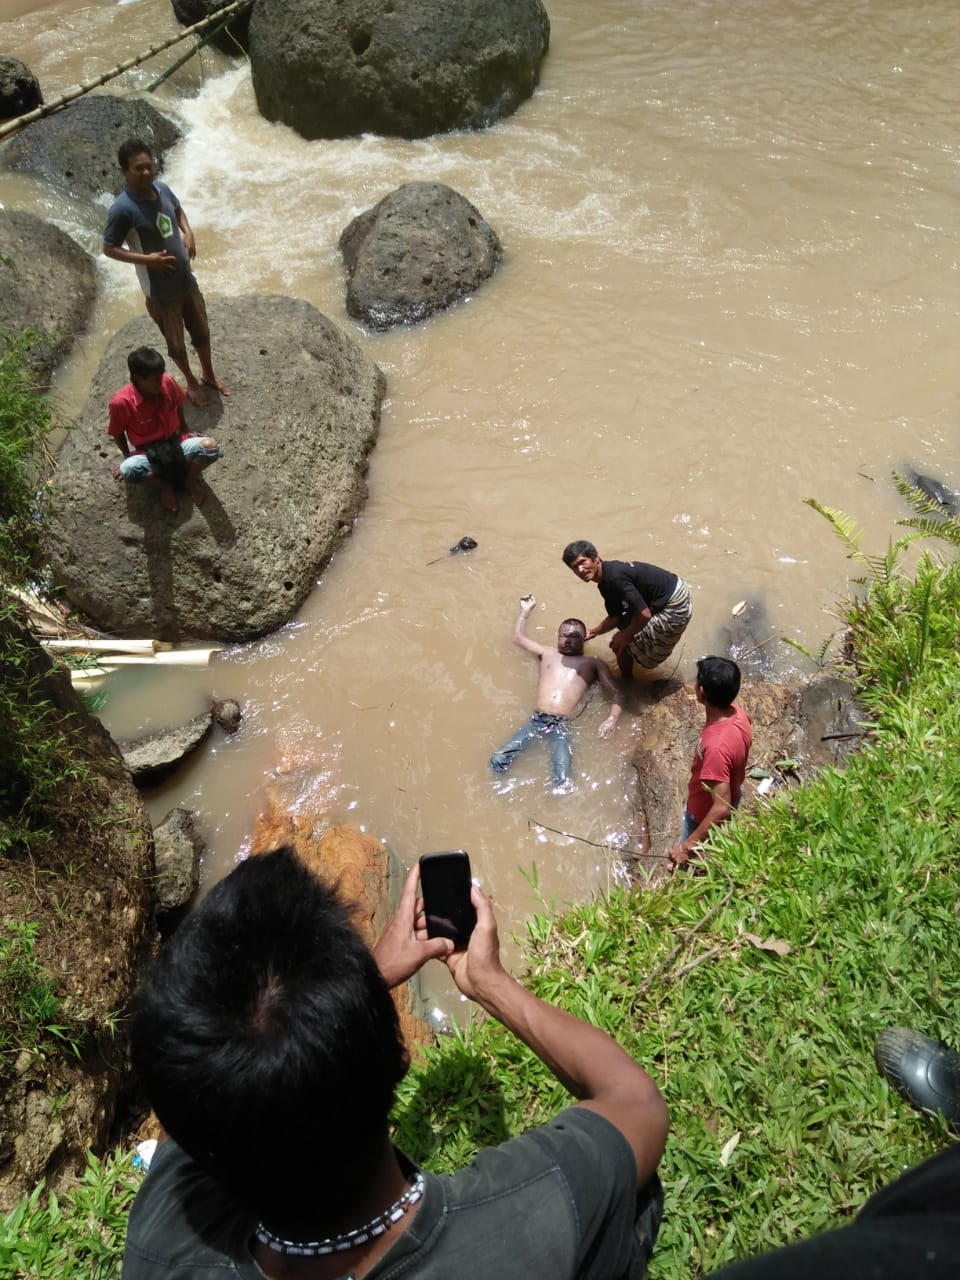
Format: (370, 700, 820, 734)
(254, 1173, 425, 1259)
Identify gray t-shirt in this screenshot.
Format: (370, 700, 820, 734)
(103, 180, 196, 303)
(122, 1107, 644, 1280)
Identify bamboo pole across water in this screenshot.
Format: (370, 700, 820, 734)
(0, 0, 254, 142)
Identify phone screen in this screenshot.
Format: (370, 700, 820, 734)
(419, 850, 476, 949)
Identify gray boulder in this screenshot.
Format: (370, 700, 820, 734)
(153, 807, 205, 922)
(119, 710, 213, 780)
(0, 211, 96, 385)
(340, 182, 502, 330)
(44, 295, 385, 642)
(0, 56, 42, 121)
(0, 94, 181, 204)
(171, 0, 251, 55)
(212, 697, 242, 732)
(249, 0, 550, 140)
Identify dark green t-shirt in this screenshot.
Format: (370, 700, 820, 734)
(122, 1107, 645, 1280)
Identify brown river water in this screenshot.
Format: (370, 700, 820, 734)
(2, 0, 958, 1009)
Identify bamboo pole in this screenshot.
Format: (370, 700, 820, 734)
(43, 637, 159, 655)
(146, 16, 237, 93)
(0, 0, 254, 142)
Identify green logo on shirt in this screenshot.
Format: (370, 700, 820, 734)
(156, 212, 174, 239)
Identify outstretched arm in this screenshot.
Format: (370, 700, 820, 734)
(443, 885, 668, 1184)
(512, 594, 549, 657)
(585, 614, 618, 641)
(610, 606, 652, 656)
(594, 660, 625, 739)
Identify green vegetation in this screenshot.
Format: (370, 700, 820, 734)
(0, 1152, 139, 1280)
(4, 509, 960, 1278)
(0, 921, 82, 1061)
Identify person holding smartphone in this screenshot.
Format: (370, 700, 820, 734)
(123, 848, 668, 1280)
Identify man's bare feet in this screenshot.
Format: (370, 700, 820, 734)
(186, 383, 208, 407)
(186, 474, 207, 506)
(202, 376, 230, 397)
(158, 481, 178, 513)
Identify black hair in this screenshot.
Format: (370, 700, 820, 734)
(117, 137, 153, 171)
(127, 347, 165, 381)
(559, 618, 587, 636)
(129, 848, 406, 1234)
(562, 540, 598, 566)
(696, 656, 742, 709)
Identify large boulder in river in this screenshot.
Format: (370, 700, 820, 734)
(0, 211, 96, 385)
(0, 94, 181, 204)
(249, 0, 550, 140)
(340, 183, 502, 330)
(0, 56, 43, 121)
(171, 0, 251, 55)
(43, 296, 385, 642)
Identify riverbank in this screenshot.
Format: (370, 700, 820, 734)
(4, 543, 959, 1277)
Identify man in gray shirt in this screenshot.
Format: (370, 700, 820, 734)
(122, 848, 667, 1279)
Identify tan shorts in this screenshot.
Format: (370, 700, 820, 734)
(627, 578, 693, 669)
(145, 286, 210, 362)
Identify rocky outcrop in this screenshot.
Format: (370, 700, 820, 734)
(153, 807, 205, 924)
(0, 57, 42, 121)
(250, 767, 432, 1049)
(249, 0, 550, 140)
(0, 94, 181, 203)
(171, 0, 251, 55)
(119, 710, 213, 781)
(44, 295, 385, 642)
(0, 211, 97, 386)
(0, 622, 154, 1210)
(340, 183, 502, 330)
(629, 676, 863, 878)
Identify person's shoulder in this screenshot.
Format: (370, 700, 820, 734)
(109, 382, 135, 407)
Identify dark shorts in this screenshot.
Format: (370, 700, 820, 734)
(145, 285, 210, 361)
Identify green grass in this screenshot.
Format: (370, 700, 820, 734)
(6, 549, 960, 1278)
(0, 1152, 139, 1280)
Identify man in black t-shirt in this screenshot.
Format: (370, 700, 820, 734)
(563, 540, 692, 678)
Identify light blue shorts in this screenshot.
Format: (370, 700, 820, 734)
(119, 435, 220, 481)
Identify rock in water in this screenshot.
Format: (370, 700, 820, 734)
(44, 296, 386, 642)
(249, 0, 550, 140)
(0, 56, 43, 120)
(0, 211, 96, 385)
(340, 183, 502, 329)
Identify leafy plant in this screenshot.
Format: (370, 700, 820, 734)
(0, 921, 81, 1060)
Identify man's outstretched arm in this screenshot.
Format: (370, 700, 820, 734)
(444, 885, 668, 1185)
(512, 593, 549, 656)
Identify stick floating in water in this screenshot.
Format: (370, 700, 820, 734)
(426, 535, 478, 566)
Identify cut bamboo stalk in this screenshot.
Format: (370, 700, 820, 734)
(43, 638, 159, 655)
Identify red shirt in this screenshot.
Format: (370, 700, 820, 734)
(107, 373, 185, 449)
(687, 704, 753, 823)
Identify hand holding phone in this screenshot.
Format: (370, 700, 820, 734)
(419, 850, 477, 950)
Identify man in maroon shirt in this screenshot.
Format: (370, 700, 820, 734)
(108, 346, 221, 513)
(668, 656, 752, 870)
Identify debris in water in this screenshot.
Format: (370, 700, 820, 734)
(426, 535, 478, 566)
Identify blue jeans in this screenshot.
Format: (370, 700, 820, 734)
(119, 434, 221, 481)
(491, 711, 572, 787)
(680, 799, 740, 845)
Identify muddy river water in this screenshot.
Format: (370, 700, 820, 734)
(2, 0, 958, 1004)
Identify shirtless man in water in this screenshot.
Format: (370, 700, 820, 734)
(490, 595, 624, 792)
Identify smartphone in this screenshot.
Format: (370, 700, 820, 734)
(419, 850, 476, 950)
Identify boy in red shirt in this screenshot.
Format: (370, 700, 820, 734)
(669, 656, 752, 870)
(108, 346, 221, 513)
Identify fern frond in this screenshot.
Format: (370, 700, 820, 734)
(803, 499, 868, 563)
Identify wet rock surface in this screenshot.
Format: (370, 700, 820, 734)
(249, 0, 550, 140)
(153, 807, 205, 923)
(0, 210, 96, 385)
(340, 182, 502, 330)
(44, 295, 386, 642)
(171, 0, 251, 55)
(0, 93, 181, 204)
(0, 56, 42, 120)
(119, 710, 213, 781)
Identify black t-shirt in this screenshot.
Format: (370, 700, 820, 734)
(707, 1142, 960, 1279)
(598, 561, 678, 627)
